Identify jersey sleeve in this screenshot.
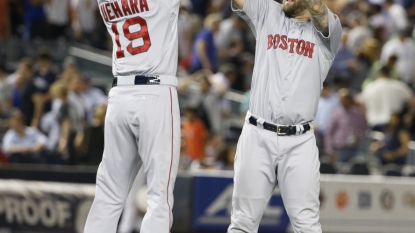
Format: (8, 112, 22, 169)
(231, 0, 272, 37)
(313, 7, 342, 60)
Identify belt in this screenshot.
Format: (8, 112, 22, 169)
(112, 75, 161, 87)
(248, 116, 311, 136)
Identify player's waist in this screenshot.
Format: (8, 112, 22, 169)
(112, 74, 178, 88)
(245, 111, 312, 136)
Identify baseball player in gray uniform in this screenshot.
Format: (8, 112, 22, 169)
(84, 0, 181, 232)
(229, 0, 341, 232)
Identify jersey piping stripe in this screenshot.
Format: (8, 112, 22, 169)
(167, 87, 174, 232)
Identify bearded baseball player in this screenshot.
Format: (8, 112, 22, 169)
(228, 0, 341, 232)
(84, 0, 181, 232)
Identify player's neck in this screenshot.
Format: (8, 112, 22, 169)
(291, 9, 310, 22)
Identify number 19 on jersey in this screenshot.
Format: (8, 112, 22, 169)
(111, 16, 152, 59)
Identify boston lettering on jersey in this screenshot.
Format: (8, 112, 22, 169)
(267, 34, 315, 58)
(99, 0, 149, 22)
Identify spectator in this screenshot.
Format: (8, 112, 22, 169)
(346, 13, 373, 53)
(40, 81, 79, 160)
(237, 52, 255, 91)
(314, 82, 340, 146)
(362, 54, 399, 90)
(31, 48, 57, 127)
(79, 73, 107, 124)
(178, 71, 222, 133)
(75, 105, 106, 165)
(182, 108, 207, 161)
(0, 61, 12, 118)
(370, 112, 410, 165)
(211, 63, 237, 118)
(71, 0, 99, 44)
(215, 13, 246, 58)
(34, 48, 57, 93)
(2, 110, 47, 164)
(18, 59, 40, 126)
(45, 0, 70, 38)
(23, 0, 48, 39)
(7, 57, 34, 86)
(0, 0, 11, 38)
(325, 89, 367, 162)
(362, 66, 413, 130)
(178, 0, 194, 67)
(327, 29, 356, 85)
(369, 4, 387, 43)
(189, 13, 221, 73)
(204, 133, 225, 163)
(381, 27, 415, 87)
(60, 56, 78, 84)
(349, 38, 381, 92)
(68, 72, 88, 125)
(214, 143, 236, 170)
(384, 0, 409, 37)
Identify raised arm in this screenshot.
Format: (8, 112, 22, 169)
(301, 0, 329, 37)
(232, 0, 245, 10)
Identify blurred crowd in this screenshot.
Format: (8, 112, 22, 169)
(0, 51, 108, 165)
(1, 0, 415, 174)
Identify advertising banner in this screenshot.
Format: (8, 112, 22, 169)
(192, 171, 415, 233)
(0, 180, 95, 233)
(191, 171, 291, 232)
(320, 175, 415, 233)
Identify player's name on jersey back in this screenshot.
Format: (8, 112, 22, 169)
(99, 0, 150, 22)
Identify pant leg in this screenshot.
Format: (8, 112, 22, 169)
(118, 168, 145, 233)
(130, 86, 180, 233)
(277, 133, 321, 233)
(228, 123, 278, 233)
(84, 88, 142, 233)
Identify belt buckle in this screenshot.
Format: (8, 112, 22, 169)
(277, 126, 287, 136)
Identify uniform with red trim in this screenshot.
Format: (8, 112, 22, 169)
(84, 0, 181, 233)
(228, 0, 342, 232)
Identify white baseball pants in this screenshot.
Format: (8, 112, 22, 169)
(84, 84, 180, 233)
(228, 114, 321, 233)
(117, 169, 145, 233)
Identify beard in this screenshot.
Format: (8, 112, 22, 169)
(282, 0, 307, 18)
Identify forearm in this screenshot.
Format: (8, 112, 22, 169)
(232, 0, 245, 10)
(31, 102, 44, 127)
(388, 147, 409, 158)
(61, 119, 71, 141)
(6, 145, 28, 153)
(301, 0, 329, 36)
(197, 43, 212, 70)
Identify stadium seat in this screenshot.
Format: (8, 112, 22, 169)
(383, 164, 403, 177)
(320, 162, 336, 174)
(348, 162, 370, 175)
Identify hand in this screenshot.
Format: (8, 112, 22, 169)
(369, 142, 381, 154)
(31, 144, 43, 153)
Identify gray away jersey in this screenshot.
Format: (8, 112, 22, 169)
(97, 0, 181, 77)
(233, 0, 342, 125)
